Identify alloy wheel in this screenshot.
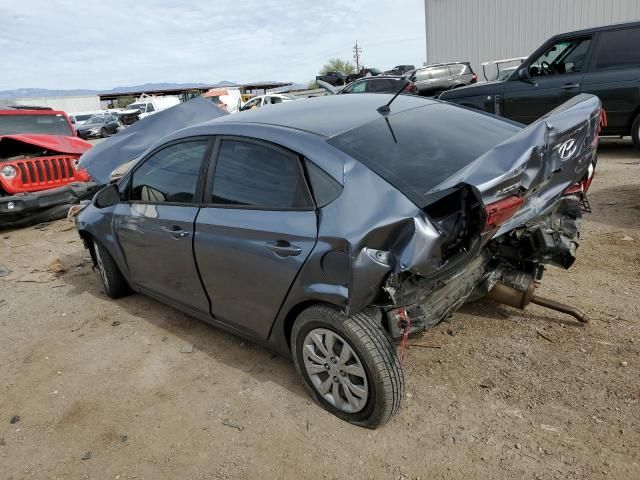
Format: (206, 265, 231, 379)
(302, 328, 369, 413)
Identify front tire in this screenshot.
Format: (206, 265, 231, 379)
(92, 239, 130, 298)
(100, 127, 107, 138)
(631, 113, 640, 149)
(291, 305, 404, 428)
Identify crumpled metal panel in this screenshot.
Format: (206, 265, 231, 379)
(426, 94, 601, 236)
(345, 94, 601, 313)
(78, 97, 227, 185)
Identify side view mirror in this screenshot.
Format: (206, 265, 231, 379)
(93, 184, 119, 208)
(517, 68, 530, 81)
(517, 67, 537, 86)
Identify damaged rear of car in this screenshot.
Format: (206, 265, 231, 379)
(330, 94, 601, 340)
(0, 108, 94, 228)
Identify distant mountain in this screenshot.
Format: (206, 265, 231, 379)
(0, 81, 240, 99)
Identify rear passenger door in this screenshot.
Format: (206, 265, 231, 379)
(194, 137, 317, 339)
(580, 26, 640, 134)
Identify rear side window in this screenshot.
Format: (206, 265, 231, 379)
(595, 27, 640, 71)
(366, 78, 398, 92)
(448, 64, 469, 75)
(130, 140, 207, 203)
(210, 139, 312, 209)
(146, 103, 155, 113)
(344, 81, 366, 93)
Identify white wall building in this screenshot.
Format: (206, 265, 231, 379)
(425, 0, 640, 77)
(2, 95, 101, 113)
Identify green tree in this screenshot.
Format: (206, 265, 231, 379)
(319, 58, 357, 75)
(115, 95, 135, 109)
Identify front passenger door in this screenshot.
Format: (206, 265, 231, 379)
(114, 139, 212, 315)
(194, 138, 318, 339)
(503, 37, 593, 124)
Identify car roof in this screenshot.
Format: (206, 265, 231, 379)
(419, 62, 470, 69)
(550, 20, 640, 39)
(209, 93, 438, 138)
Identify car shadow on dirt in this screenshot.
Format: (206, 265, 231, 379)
(596, 138, 638, 159)
(59, 251, 308, 402)
(588, 183, 640, 230)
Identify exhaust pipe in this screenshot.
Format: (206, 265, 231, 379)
(489, 280, 589, 324)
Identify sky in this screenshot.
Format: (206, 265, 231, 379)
(0, 0, 426, 91)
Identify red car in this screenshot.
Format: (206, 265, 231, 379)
(0, 107, 94, 227)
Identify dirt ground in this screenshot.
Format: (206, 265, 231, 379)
(0, 139, 638, 480)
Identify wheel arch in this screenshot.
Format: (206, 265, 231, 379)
(282, 299, 346, 354)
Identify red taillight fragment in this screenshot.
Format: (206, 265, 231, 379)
(483, 195, 524, 232)
(564, 164, 595, 196)
(471, 73, 477, 83)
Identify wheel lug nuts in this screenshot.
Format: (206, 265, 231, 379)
(340, 370, 345, 376)
(331, 357, 337, 363)
(333, 376, 339, 382)
(324, 364, 330, 370)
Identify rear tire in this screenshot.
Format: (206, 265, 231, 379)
(100, 127, 107, 138)
(92, 239, 130, 298)
(631, 113, 640, 149)
(291, 305, 404, 428)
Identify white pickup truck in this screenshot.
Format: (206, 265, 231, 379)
(124, 94, 181, 120)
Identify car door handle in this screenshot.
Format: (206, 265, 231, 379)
(161, 225, 190, 239)
(560, 83, 580, 90)
(265, 240, 302, 257)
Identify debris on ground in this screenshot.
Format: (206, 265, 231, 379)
(621, 235, 634, 242)
(81, 451, 92, 460)
(47, 259, 67, 276)
(221, 420, 244, 431)
(181, 344, 194, 353)
(9, 415, 20, 424)
(0, 266, 11, 277)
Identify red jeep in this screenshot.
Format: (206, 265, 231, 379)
(0, 107, 95, 227)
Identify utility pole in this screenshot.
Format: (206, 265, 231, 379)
(353, 41, 362, 71)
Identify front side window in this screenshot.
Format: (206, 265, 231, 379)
(595, 27, 640, 71)
(130, 140, 207, 204)
(146, 103, 155, 112)
(210, 139, 312, 209)
(529, 38, 591, 77)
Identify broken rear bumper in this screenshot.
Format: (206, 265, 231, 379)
(0, 181, 97, 216)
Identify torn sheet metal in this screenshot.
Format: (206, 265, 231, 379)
(346, 94, 601, 313)
(78, 97, 227, 185)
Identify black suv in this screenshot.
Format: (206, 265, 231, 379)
(316, 71, 348, 86)
(409, 62, 477, 96)
(440, 21, 640, 147)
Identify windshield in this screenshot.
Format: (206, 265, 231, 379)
(0, 114, 73, 136)
(75, 114, 93, 122)
(369, 68, 382, 75)
(128, 103, 146, 112)
(86, 116, 105, 125)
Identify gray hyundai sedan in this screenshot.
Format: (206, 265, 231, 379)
(75, 92, 601, 427)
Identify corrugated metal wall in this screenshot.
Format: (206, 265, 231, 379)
(425, 0, 640, 77)
(9, 95, 101, 113)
